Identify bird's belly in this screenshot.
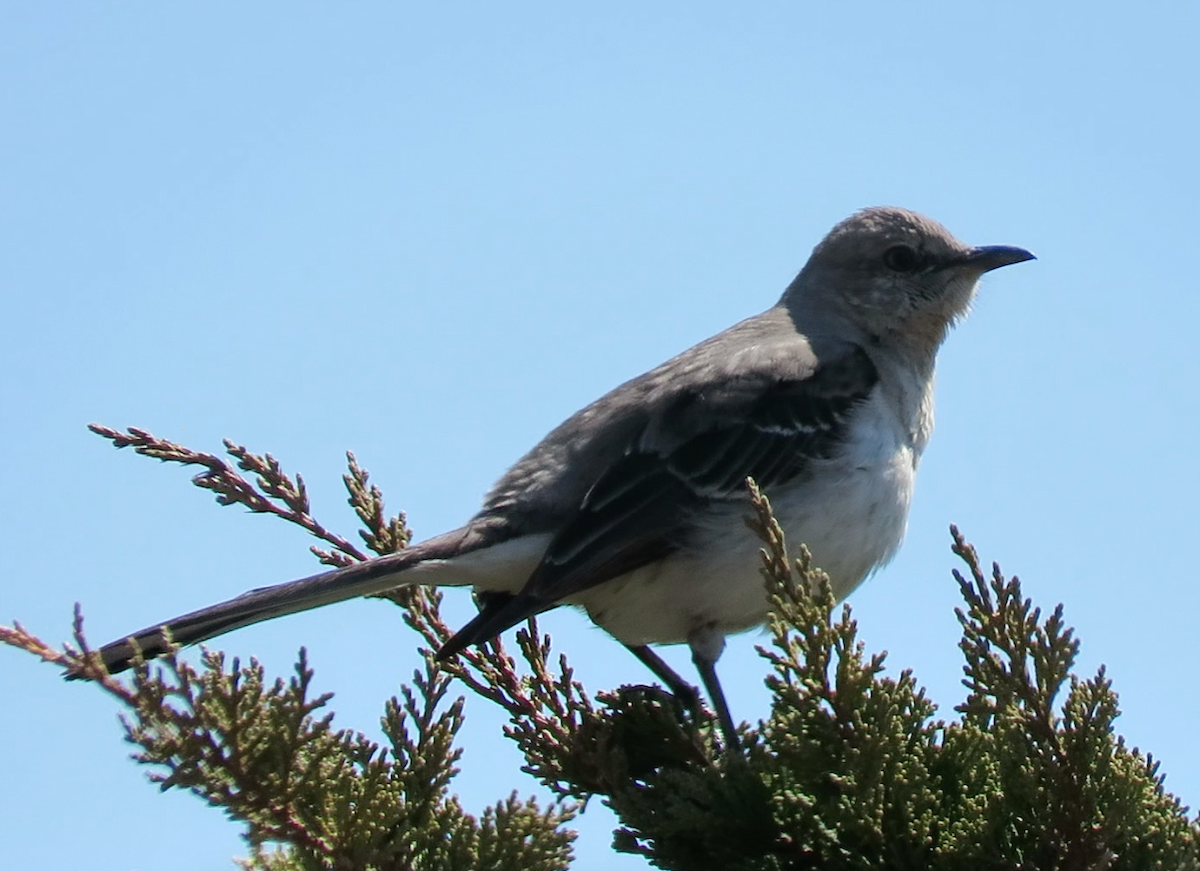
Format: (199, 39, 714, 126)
(576, 445, 917, 647)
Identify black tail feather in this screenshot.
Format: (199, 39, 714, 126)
(82, 527, 493, 677)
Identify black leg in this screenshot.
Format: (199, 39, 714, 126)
(687, 626, 740, 753)
(627, 636, 742, 753)
(691, 650, 740, 753)
(625, 644, 706, 718)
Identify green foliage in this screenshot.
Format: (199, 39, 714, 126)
(114, 646, 574, 871)
(567, 486, 1199, 870)
(3, 428, 1197, 870)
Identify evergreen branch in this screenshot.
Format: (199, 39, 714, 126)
(84, 425, 613, 798)
(88, 424, 369, 564)
(344, 451, 412, 558)
(6, 430, 1198, 869)
(948, 525, 1198, 870)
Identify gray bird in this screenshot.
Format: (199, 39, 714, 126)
(94, 207, 1034, 750)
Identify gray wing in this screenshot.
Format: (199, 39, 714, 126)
(437, 343, 878, 657)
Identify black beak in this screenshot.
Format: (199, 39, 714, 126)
(960, 245, 1036, 273)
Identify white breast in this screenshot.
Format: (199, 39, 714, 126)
(575, 386, 923, 647)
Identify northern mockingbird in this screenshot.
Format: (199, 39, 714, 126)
(94, 207, 1033, 750)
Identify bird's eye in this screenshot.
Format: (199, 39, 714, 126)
(883, 245, 920, 273)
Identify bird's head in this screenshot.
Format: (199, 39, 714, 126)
(785, 206, 1034, 359)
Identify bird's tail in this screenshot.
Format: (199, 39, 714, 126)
(89, 530, 477, 676)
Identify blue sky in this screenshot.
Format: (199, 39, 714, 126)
(3, 4, 1198, 868)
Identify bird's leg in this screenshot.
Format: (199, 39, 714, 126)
(693, 655, 740, 754)
(687, 625, 740, 753)
(626, 644, 703, 714)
